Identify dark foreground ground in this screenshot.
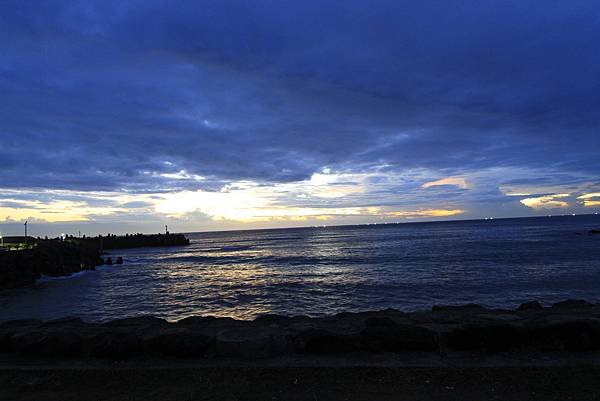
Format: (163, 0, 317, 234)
(3, 299, 600, 400)
(2, 363, 600, 401)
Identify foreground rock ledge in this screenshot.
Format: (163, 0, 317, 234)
(2, 299, 600, 360)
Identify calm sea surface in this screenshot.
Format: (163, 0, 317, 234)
(1, 215, 600, 322)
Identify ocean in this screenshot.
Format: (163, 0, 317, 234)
(1, 215, 599, 322)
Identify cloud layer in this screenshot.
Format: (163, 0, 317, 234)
(1, 1, 599, 235)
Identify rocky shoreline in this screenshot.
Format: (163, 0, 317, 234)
(2, 299, 600, 361)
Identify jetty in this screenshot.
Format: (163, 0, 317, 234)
(0, 233, 190, 289)
(93, 232, 190, 250)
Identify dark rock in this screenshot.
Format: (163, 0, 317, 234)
(0, 331, 12, 353)
(216, 328, 287, 358)
(0, 319, 42, 329)
(8, 331, 46, 354)
(0, 320, 42, 352)
(334, 312, 356, 318)
(524, 318, 600, 351)
(4, 300, 600, 360)
(254, 314, 292, 323)
(551, 299, 594, 309)
(293, 329, 358, 354)
(443, 323, 523, 352)
(360, 322, 438, 352)
(105, 316, 168, 328)
(39, 331, 84, 357)
(9, 330, 83, 357)
(364, 317, 398, 328)
(177, 316, 225, 325)
(432, 304, 485, 312)
(517, 301, 544, 311)
(116, 256, 123, 264)
(142, 329, 214, 357)
(589, 229, 600, 235)
(41, 317, 84, 327)
(105, 257, 113, 265)
(86, 332, 142, 359)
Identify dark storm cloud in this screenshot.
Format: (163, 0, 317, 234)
(1, 0, 599, 193)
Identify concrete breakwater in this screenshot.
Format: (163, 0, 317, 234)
(0, 240, 102, 289)
(1, 299, 599, 360)
(0, 233, 190, 289)
(93, 233, 190, 250)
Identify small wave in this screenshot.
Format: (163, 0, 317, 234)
(35, 263, 123, 283)
(255, 254, 399, 266)
(217, 245, 253, 252)
(158, 255, 243, 264)
(37, 270, 93, 283)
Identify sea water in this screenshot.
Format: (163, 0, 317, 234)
(1, 215, 599, 322)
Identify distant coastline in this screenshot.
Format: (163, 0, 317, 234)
(182, 212, 600, 236)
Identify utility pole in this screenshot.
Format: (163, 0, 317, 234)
(24, 220, 28, 243)
(165, 225, 168, 235)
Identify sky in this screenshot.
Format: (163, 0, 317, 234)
(1, 0, 600, 237)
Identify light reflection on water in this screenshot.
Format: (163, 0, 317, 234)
(1, 215, 600, 322)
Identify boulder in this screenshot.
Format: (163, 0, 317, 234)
(0, 319, 42, 330)
(215, 328, 287, 358)
(85, 332, 142, 359)
(177, 316, 229, 326)
(0, 320, 42, 352)
(141, 329, 214, 357)
(292, 328, 358, 354)
(9, 330, 83, 357)
(0, 331, 12, 353)
(432, 304, 485, 312)
(104, 316, 168, 328)
(443, 323, 523, 352)
(37, 331, 83, 357)
(524, 318, 600, 351)
(517, 301, 544, 311)
(8, 331, 46, 355)
(253, 314, 292, 323)
(360, 319, 438, 352)
(551, 299, 594, 309)
(41, 317, 84, 327)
